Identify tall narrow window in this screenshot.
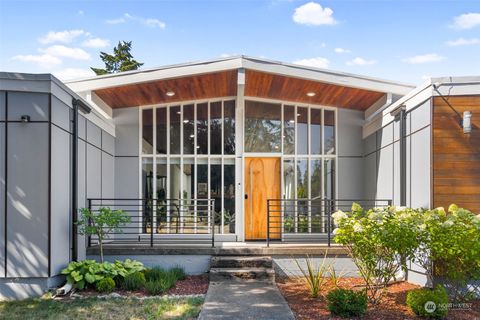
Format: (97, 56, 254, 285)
(311, 109, 322, 155)
(169, 106, 181, 154)
(283, 105, 295, 155)
(169, 158, 181, 199)
(156, 160, 167, 233)
(297, 107, 308, 154)
(156, 108, 167, 154)
(224, 100, 235, 155)
(183, 104, 194, 154)
(324, 159, 335, 199)
(197, 163, 208, 199)
(196, 103, 208, 154)
(324, 110, 335, 155)
(210, 162, 222, 232)
(210, 102, 222, 154)
(297, 159, 308, 198)
(142, 109, 153, 154)
(283, 159, 295, 233)
(142, 158, 154, 233)
(224, 162, 235, 234)
(245, 100, 281, 152)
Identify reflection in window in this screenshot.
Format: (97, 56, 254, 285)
(156, 160, 167, 233)
(142, 158, 153, 232)
(196, 103, 208, 154)
(297, 159, 308, 198)
(156, 108, 167, 154)
(297, 107, 308, 154)
(283, 105, 295, 155)
(224, 100, 235, 155)
(183, 104, 194, 154)
(210, 102, 222, 154)
(142, 109, 153, 154)
(169, 106, 180, 154)
(311, 109, 322, 155)
(224, 163, 235, 234)
(245, 100, 281, 152)
(197, 163, 208, 199)
(283, 159, 295, 233)
(324, 110, 335, 154)
(169, 159, 181, 199)
(324, 159, 335, 199)
(311, 159, 322, 198)
(210, 163, 222, 232)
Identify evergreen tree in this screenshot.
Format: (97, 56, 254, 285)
(91, 41, 143, 75)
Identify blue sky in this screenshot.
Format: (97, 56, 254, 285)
(0, 0, 479, 84)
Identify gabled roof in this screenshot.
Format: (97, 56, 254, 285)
(66, 55, 414, 96)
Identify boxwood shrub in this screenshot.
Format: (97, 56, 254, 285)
(406, 285, 449, 319)
(95, 277, 116, 293)
(326, 288, 367, 318)
(121, 271, 146, 291)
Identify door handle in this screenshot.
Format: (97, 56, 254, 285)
(245, 194, 248, 199)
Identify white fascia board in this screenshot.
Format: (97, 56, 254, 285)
(65, 57, 244, 92)
(241, 57, 415, 95)
(431, 76, 480, 96)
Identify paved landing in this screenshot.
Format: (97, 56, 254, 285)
(198, 279, 295, 320)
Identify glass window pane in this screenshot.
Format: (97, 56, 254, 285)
(283, 159, 295, 233)
(297, 107, 308, 154)
(169, 158, 181, 199)
(142, 158, 153, 233)
(210, 164, 222, 232)
(183, 158, 194, 200)
(183, 104, 194, 154)
(311, 109, 322, 155)
(197, 163, 208, 199)
(324, 159, 335, 199)
(156, 108, 167, 154)
(210, 102, 222, 154)
(245, 100, 281, 152)
(224, 164, 235, 234)
(324, 110, 335, 155)
(142, 109, 153, 154)
(169, 106, 181, 154)
(156, 160, 167, 233)
(311, 159, 322, 198)
(297, 159, 308, 199)
(283, 105, 295, 155)
(196, 103, 208, 155)
(224, 100, 235, 155)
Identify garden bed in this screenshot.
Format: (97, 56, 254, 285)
(277, 277, 480, 320)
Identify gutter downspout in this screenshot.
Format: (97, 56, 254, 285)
(71, 98, 91, 262)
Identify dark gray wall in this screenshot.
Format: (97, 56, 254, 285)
(0, 121, 4, 278)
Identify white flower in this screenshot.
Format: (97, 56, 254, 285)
(332, 210, 347, 225)
(442, 220, 454, 228)
(353, 223, 363, 233)
(332, 228, 339, 235)
(368, 211, 385, 221)
(418, 223, 427, 231)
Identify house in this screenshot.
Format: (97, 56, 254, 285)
(1, 56, 479, 298)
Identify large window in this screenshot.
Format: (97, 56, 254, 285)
(141, 99, 236, 234)
(245, 100, 281, 152)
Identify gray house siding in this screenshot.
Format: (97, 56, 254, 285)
(0, 122, 5, 278)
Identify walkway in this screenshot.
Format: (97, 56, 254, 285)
(198, 279, 295, 320)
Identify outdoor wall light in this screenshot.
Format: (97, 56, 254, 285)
(463, 111, 472, 134)
(166, 91, 175, 97)
(306, 92, 316, 97)
(20, 115, 31, 123)
(183, 119, 189, 123)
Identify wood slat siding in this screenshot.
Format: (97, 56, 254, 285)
(94, 70, 238, 108)
(244, 70, 385, 110)
(433, 95, 480, 213)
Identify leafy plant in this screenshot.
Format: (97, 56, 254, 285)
(96, 277, 116, 293)
(327, 258, 347, 289)
(406, 285, 449, 319)
(294, 252, 330, 298)
(76, 207, 131, 262)
(170, 266, 186, 281)
(158, 272, 177, 291)
(91, 41, 144, 75)
(122, 272, 146, 291)
(144, 267, 166, 282)
(326, 288, 367, 318)
(145, 280, 166, 295)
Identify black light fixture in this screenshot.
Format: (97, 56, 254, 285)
(20, 115, 31, 122)
(433, 82, 472, 134)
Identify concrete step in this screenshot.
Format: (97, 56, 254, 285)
(210, 267, 275, 282)
(211, 256, 273, 268)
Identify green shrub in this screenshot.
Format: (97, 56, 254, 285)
(145, 280, 166, 295)
(159, 272, 177, 291)
(326, 288, 367, 318)
(170, 266, 186, 281)
(96, 277, 116, 293)
(121, 272, 146, 291)
(144, 267, 166, 282)
(407, 285, 449, 319)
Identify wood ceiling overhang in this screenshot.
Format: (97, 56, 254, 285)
(94, 69, 386, 111)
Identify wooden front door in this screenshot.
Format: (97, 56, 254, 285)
(244, 157, 281, 240)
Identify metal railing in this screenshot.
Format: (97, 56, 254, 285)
(266, 198, 392, 247)
(87, 198, 216, 247)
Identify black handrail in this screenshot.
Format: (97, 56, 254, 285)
(266, 198, 392, 247)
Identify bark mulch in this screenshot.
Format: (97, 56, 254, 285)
(69, 275, 209, 299)
(276, 277, 480, 320)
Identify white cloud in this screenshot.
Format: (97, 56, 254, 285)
(402, 53, 445, 64)
(293, 2, 337, 26)
(53, 68, 94, 80)
(346, 57, 376, 66)
(446, 37, 480, 47)
(12, 54, 62, 68)
(334, 47, 350, 54)
(82, 37, 110, 48)
(40, 45, 91, 60)
(38, 29, 86, 44)
(293, 57, 330, 69)
(451, 13, 480, 29)
(106, 13, 166, 29)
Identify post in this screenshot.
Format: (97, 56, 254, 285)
(326, 199, 331, 247)
(267, 199, 270, 247)
(87, 199, 92, 248)
(211, 200, 215, 248)
(150, 199, 154, 247)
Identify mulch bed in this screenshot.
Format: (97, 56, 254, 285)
(67, 275, 209, 299)
(276, 277, 480, 320)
